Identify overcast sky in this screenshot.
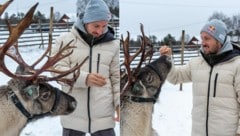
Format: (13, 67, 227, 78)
(1, 0, 240, 41)
(120, 0, 240, 40)
(0, 0, 77, 17)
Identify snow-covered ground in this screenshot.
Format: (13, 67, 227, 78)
(0, 47, 193, 136)
(154, 82, 192, 136)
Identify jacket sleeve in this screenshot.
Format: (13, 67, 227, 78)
(110, 40, 120, 108)
(167, 60, 192, 85)
(235, 64, 240, 134)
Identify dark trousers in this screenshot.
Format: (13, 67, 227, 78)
(62, 128, 116, 136)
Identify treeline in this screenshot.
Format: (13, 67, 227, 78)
(127, 34, 181, 48)
(0, 7, 119, 25)
(128, 11, 240, 47)
(0, 10, 55, 24)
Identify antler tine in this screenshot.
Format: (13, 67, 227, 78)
(0, 3, 38, 79)
(32, 40, 86, 81)
(121, 32, 132, 98)
(0, 0, 13, 16)
(133, 23, 147, 76)
(0, 2, 88, 91)
(31, 6, 54, 68)
(38, 56, 89, 83)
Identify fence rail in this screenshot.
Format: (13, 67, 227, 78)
(120, 44, 201, 70)
(0, 21, 119, 48)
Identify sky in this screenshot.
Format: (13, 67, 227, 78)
(120, 0, 240, 41)
(0, 0, 77, 18)
(1, 0, 240, 41)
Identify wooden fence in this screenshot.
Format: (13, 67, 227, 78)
(120, 44, 201, 70)
(0, 22, 120, 48)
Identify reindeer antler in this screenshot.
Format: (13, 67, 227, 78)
(120, 23, 154, 98)
(0, 2, 88, 90)
(0, 0, 13, 16)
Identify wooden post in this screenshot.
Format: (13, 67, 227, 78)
(179, 30, 185, 91)
(38, 19, 44, 48)
(48, 7, 53, 55)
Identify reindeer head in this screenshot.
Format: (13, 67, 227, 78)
(121, 24, 171, 103)
(0, 1, 88, 120)
(130, 56, 171, 100)
(7, 78, 76, 118)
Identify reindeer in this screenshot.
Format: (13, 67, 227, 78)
(120, 24, 172, 136)
(0, 1, 88, 136)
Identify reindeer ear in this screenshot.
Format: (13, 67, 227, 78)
(23, 85, 40, 100)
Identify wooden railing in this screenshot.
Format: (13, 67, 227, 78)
(120, 44, 201, 70)
(0, 21, 119, 48)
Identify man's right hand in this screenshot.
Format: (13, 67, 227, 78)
(159, 45, 172, 56)
(86, 73, 106, 87)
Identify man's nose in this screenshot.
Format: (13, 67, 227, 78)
(96, 28, 105, 35)
(201, 40, 205, 45)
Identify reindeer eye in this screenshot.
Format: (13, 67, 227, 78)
(40, 92, 51, 101)
(144, 73, 153, 83)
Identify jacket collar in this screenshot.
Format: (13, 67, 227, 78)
(201, 42, 240, 66)
(74, 26, 115, 46)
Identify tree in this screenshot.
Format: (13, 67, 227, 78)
(208, 12, 240, 43)
(76, 0, 89, 16)
(4, 12, 8, 20)
(33, 11, 48, 23)
(110, 7, 119, 17)
(179, 33, 191, 44)
(149, 35, 158, 44)
(54, 12, 61, 22)
(161, 34, 176, 45)
(17, 12, 25, 20)
(208, 12, 232, 30)
(76, 0, 119, 17)
(9, 13, 18, 23)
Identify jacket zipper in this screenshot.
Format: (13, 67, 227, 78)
(87, 37, 94, 133)
(213, 73, 218, 97)
(206, 67, 213, 136)
(97, 53, 100, 73)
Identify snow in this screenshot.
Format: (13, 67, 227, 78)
(153, 82, 192, 136)
(0, 47, 193, 136)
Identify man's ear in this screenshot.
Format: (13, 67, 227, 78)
(22, 85, 39, 100)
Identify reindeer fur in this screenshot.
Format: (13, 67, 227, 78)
(0, 79, 76, 136)
(121, 55, 171, 136)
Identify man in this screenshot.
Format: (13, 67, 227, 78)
(160, 19, 240, 136)
(51, 0, 120, 135)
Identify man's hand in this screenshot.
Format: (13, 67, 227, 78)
(159, 45, 172, 56)
(114, 105, 120, 122)
(86, 73, 106, 87)
(236, 134, 240, 136)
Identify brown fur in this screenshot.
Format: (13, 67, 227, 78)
(0, 79, 77, 136)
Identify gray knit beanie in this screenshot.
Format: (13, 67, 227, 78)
(74, 0, 110, 34)
(83, 0, 111, 23)
(201, 19, 228, 45)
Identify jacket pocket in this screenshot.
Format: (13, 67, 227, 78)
(213, 73, 218, 97)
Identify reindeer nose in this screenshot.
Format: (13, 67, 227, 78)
(131, 82, 143, 96)
(67, 100, 77, 113)
(63, 94, 77, 114)
(70, 101, 77, 109)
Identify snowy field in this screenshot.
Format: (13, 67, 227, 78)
(0, 47, 193, 136)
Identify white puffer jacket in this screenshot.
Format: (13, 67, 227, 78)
(52, 27, 120, 133)
(167, 51, 240, 136)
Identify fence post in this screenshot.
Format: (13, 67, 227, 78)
(48, 7, 53, 55)
(38, 20, 44, 48)
(179, 30, 185, 91)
